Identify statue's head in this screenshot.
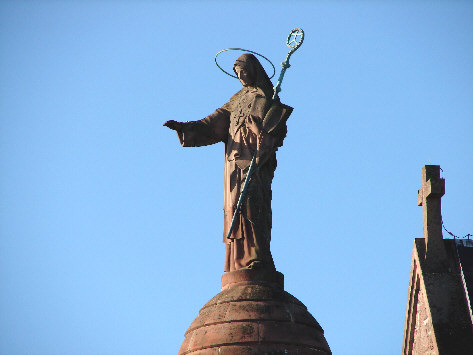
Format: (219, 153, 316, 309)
(233, 53, 273, 97)
(234, 64, 255, 87)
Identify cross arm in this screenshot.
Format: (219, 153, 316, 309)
(418, 177, 445, 206)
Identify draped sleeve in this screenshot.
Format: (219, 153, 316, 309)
(177, 108, 231, 147)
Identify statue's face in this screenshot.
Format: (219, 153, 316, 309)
(235, 65, 254, 87)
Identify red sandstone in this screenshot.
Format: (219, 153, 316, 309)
(179, 269, 331, 355)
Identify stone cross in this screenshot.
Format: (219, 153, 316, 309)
(417, 165, 447, 267)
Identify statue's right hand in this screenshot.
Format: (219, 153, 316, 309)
(163, 120, 183, 131)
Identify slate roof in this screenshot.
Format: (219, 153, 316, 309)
(455, 239, 473, 324)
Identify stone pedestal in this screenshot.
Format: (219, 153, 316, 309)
(179, 269, 331, 354)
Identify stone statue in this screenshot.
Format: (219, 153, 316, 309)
(172, 32, 332, 355)
(164, 53, 292, 272)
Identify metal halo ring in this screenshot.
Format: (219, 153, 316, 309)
(214, 48, 276, 79)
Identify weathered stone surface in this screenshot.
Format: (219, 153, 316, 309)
(164, 53, 293, 273)
(189, 345, 329, 355)
(221, 268, 284, 289)
(179, 269, 331, 355)
(403, 166, 473, 354)
(403, 239, 473, 354)
(417, 165, 447, 269)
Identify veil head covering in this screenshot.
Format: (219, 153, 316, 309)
(233, 53, 274, 99)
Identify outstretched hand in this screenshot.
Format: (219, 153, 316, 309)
(163, 120, 183, 131)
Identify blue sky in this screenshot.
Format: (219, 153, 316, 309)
(1, 1, 472, 354)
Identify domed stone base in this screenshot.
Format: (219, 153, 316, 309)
(179, 269, 331, 354)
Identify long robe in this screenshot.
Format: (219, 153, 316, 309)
(176, 86, 287, 272)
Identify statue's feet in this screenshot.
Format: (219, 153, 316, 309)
(247, 261, 264, 270)
(247, 260, 276, 271)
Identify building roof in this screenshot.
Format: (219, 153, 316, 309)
(455, 239, 473, 325)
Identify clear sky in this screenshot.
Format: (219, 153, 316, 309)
(1, 1, 472, 354)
